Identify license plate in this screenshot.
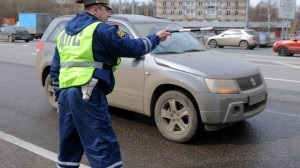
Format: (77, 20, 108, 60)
(249, 91, 267, 106)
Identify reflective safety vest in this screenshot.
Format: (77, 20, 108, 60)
(57, 22, 103, 88)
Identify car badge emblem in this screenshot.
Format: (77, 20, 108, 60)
(250, 77, 256, 86)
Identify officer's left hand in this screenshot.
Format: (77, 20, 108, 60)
(156, 29, 171, 42)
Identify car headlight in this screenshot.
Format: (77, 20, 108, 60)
(205, 78, 239, 94)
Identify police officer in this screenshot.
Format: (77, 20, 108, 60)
(50, 0, 171, 167)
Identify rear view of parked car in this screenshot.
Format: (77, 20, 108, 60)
(273, 34, 300, 56)
(0, 26, 33, 42)
(258, 32, 271, 47)
(36, 14, 267, 143)
(207, 29, 259, 50)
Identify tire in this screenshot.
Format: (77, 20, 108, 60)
(45, 74, 58, 109)
(208, 39, 217, 48)
(218, 45, 224, 48)
(248, 46, 255, 50)
(239, 41, 249, 50)
(8, 35, 14, 43)
(154, 90, 198, 143)
(277, 46, 288, 56)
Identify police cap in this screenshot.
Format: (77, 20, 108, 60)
(76, 0, 112, 10)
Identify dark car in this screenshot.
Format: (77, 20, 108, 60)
(36, 14, 267, 143)
(0, 26, 33, 42)
(273, 34, 300, 56)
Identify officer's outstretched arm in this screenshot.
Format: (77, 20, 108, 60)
(102, 24, 162, 58)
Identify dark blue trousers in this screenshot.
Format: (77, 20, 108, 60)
(57, 87, 122, 168)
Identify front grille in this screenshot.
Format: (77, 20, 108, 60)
(234, 73, 262, 91)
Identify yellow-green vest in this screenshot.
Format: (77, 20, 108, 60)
(57, 22, 102, 88)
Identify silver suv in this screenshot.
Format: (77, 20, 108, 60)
(36, 14, 267, 143)
(207, 29, 260, 50)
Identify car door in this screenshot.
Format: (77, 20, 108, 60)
(218, 30, 238, 46)
(106, 23, 145, 114)
(216, 30, 230, 45)
(0, 27, 8, 40)
(289, 35, 300, 53)
(231, 30, 243, 46)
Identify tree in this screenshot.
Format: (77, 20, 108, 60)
(0, 0, 156, 23)
(250, 0, 278, 32)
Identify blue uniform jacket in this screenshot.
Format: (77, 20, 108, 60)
(50, 12, 161, 98)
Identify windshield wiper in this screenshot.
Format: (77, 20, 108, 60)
(154, 51, 181, 54)
(182, 49, 204, 52)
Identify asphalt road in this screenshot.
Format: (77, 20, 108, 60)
(0, 41, 299, 168)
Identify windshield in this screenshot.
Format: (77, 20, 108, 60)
(14, 27, 29, 33)
(133, 23, 207, 54)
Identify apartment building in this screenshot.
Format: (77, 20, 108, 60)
(54, 0, 72, 4)
(155, 0, 247, 22)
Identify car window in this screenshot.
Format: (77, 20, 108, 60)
(222, 30, 231, 35)
(231, 30, 242, 35)
(15, 27, 27, 32)
(245, 30, 257, 35)
(133, 22, 207, 54)
(47, 21, 68, 43)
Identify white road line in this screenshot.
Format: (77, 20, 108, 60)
(247, 58, 300, 69)
(255, 63, 288, 68)
(265, 77, 300, 83)
(0, 131, 90, 168)
(265, 110, 300, 119)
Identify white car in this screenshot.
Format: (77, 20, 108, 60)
(207, 29, 260, 50)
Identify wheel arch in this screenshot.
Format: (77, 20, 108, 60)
(42, 66, 51, 87)
(239, 40, 248, 45)
(150, 84, 201, 122)
(275, 45, 287, 52)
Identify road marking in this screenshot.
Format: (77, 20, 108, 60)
(0, 131, 90, 168)
(265, 77, 300, 83)
(247, 58, 300, 69)
(265, 109, 300, 119)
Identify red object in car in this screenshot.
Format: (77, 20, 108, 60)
(273, 35, 300, 56)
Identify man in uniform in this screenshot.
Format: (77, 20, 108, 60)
(50, 0, 171, 167)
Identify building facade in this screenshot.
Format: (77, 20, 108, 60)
(155, 0, 247, 22)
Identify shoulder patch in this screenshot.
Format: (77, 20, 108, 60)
(116, 29, 125, 38)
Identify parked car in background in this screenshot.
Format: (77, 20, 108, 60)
(273, 34, 300, 56)
(36, 14, 267, 143)
(0, 26, 33, 42)
(207, 29, 260, 50)
(283, 34, 295, 40)
(258, 32, 271, 47)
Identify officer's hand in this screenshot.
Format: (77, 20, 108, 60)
(156, 29, 171, 42)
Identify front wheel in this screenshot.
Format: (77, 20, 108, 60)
(45, 74, 58, 109)
(277, 46, 288, 56)
(208, 39, 217, 48)
(8, 35, 14, 43)
(154, 90, 198, 143)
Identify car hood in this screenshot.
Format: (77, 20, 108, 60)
(153, 50, 259, 79)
